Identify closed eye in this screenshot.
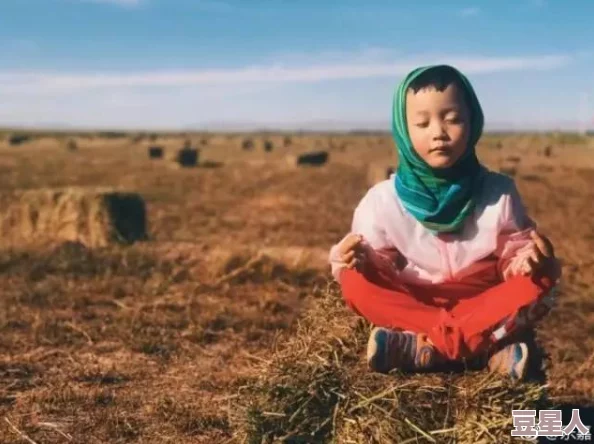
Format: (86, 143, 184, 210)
(415, 122, 429, 128)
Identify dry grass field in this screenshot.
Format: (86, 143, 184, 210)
(0, 131, 593, 443)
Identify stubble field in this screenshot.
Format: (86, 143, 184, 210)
(0, 131, 593, 443)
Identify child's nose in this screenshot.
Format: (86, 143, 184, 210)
(431, 122, 448, 140)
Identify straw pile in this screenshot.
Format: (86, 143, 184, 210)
(0, 187, 147, 248)
(231, 284, 547, 443)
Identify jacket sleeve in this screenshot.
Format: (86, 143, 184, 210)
(328, 188, 403, 285)
(494, 180, 537, 280)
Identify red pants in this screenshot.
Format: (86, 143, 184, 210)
(340, 265, 556, 360)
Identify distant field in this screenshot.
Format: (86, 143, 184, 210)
(0, 131, 593, 443)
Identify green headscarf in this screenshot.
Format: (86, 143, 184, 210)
(392, 64, 484, 233)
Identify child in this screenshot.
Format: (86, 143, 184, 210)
(328, 64, 561, 381)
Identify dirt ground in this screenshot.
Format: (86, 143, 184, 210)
(0, 132, 593, 443)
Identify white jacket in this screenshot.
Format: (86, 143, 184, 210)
(329, 169, 538, 285)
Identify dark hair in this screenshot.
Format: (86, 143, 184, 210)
(407, 65, 471, 107)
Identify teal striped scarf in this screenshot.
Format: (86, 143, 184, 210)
(392, 65, 484, 233)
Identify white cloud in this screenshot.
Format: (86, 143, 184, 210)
(459, 7, 480, 17)
(0, 53, 572, 96)
(0, 51, 576, 130)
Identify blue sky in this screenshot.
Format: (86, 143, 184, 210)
(0, 0, 593, 130)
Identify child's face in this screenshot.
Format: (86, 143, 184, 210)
(405, 83, 470, 169)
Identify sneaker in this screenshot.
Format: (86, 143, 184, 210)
(487, 342, 529, 381)
(366, 327, 441, 373)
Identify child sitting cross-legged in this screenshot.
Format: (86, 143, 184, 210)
(329, 64, 561, 381)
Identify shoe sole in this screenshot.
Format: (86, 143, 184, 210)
(366, 327, 382, 372)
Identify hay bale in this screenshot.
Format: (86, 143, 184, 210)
(242, 139, 254, 151)
(543, 145, 553, 157)
(286, 151, 329, 167)
(0, 187, 147, 248)
(368, 162, 396, 186)
(66, 139, 78, 152)
(148, 145, 164, 159)
(176, 148, 199, 167)
(232, 286, 546, 443)
(9, 134, 31, 146)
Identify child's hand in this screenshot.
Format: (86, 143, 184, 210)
(520, 231, 559, 279)
(338, 233, 366, 270)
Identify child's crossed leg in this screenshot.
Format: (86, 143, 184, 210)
(339, 266, 557, 380)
